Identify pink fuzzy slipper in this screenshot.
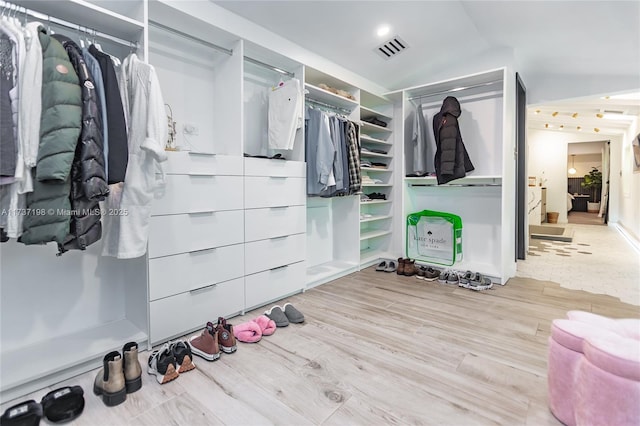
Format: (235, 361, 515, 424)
(252, 315, 277, 336)
(233, 321, 262, 343)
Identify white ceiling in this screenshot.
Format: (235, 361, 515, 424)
(214, 0, 640, 137)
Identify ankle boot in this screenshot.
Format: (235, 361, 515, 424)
(122, 342, 142, 394)
(403, 259, 417, 277)
(93, 351, 126, 407)
(396, 258, 405, 275)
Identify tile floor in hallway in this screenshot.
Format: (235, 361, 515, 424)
(518, 223, 640, 306)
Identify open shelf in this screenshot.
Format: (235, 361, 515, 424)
(362, 168, 392, 173)
(362, 121, 392, 133)
(360, 229, 392, 241)
(1, 319, 146, 401)
(360, 215, 392, 223)
(360, 248, 394, 267)
(405, 176, 502, 186)
(360, 199, 391, 205)
(360, 105, 392, 121)
(361, 151, 391, 159)
(361, 183, 392, 187)
(306, 260, 359, 288)
(361, 135, 392, 146)
(304, 83, 359, 110)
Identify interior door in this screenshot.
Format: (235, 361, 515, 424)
(515, 73, 527, 260)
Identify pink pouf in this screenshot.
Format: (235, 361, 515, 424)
(548, 312, 640, 426)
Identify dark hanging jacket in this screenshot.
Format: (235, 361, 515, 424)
(20, 27, 82, 245)
(52, 34, 109, 254)
(88, 44, 128, 184)
(432, 96, 474, 185)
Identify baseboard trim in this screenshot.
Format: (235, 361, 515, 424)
(611, 222, 640, 253)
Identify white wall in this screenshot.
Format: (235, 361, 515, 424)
(618, 114, 640, 242)
(528, 130, 622, 224)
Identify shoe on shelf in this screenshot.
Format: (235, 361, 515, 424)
(423, 267, 441, 281)
(93, 351, 127, 407)
(283, 303, 305, 324)
(375, 260, 388, 271)
(384, 260, 397, 273)
(265, 305, 290, 327)
(216, 317, 237, 354)
(458, 271, 474, 289)
(170, 340, 196, 373)
(469, 273, 494, 291)
(122, 342, 142, 394)
(446, 271, 460, 285)
(403, 259, 417, 277)
(147, 344, 179, 385)
(396, 258, 405, 275)
(189, 322, 221, 361)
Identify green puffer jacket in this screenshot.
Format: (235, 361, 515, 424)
(20, 27, 82, 246)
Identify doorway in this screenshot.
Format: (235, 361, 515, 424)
(566, 141, 609, 226)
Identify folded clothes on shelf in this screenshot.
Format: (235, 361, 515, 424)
(362, 117, 387, 127)
(361, 159, 372, 168)
(366, 192, 387, 200)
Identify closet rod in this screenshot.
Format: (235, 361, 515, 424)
(0, 0, 136, 48)
(243, 56, 295, 77)
(148, 20, 233, 56)
(306, 97, 352, 114)
(409, 183, 502, 187)
(407, 79, 503, 102)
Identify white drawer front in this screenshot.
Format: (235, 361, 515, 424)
(245, 261, 305, 309)
(149, 277, 244, 344)
(152, 175, 243, 216)
(149, 210, 243, 258)
(244, 177, 305, 209)
(245, 206, 306, 242)
(149, 243, 244, 301)
(164, 152, 243, 175)
(244, 158, 306, 177)
(244, 233, 306, 275)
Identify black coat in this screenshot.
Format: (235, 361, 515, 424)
(89, 44, 128, 184)
(53, 35, 109, 254)
(432, 96, 474, 185)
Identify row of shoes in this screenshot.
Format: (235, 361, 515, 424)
(147, 340, 196, 386)
(441, 270, 494, 291)
(233, 303, 305, 343)
(93, 342, 142, 407)
(2, 385, 86, 425)
(188, 317, 237, 362)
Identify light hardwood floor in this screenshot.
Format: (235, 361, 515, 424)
(3, 268, 639, 425)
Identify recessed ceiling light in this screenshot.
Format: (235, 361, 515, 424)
(534, 109, 540, 114)
(601, 96, 610, 100)
(572, 113, 578, 119)
(594, 128, 600, 132)
(596, 113, 604, 118)
(552, 112, 559, 117)
(559, 125, 564, 130)
(577, 126, 582, 131)
(545, 123, 552, 128)
(376, 25, 390, 37)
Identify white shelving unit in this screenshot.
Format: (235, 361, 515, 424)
(390, 68, 516, 284)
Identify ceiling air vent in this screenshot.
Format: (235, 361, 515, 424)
(375, 36, 409, 60)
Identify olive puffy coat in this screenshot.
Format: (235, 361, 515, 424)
(432, 96, 474, 185)
(20, 27, 81, 245)
(53, 34, 109, 254)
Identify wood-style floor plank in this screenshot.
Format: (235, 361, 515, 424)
(2, 268, 638, 425)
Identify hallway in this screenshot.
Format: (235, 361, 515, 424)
(518, 224, 640, 306)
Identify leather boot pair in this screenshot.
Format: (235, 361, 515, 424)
(93, 342, 142, 407)
(396, 258, 417, 277)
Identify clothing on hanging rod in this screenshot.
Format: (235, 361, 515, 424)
(408, 183, 502, 187)
(407, 79, 502, 102)
(148, 20, 233, 56)
(243, 56, 294, 77)
(305, 97, 351, 114)
(0, 0, 137, 48)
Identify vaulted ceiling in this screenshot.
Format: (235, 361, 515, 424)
(214, 1, 640, 137)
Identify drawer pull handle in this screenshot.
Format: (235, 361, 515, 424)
(190, 283, 218, 294)
(269, 176, 287, 179)
(270, 235, 288, 240)
(270, 265, 289, 272)
(189, 247, 216, 255)
(188, 173, 215, 177)
(269, 206, 288, 210)
(188, 210, 215, 216)
(188, 151, 216, 156)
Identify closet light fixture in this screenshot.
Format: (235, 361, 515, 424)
(559, 125, 564, 130)
(569, 155, 576, 175)
(596, 113, 604, 118)
(572, 113, 578, 118)
(594, 128, 600, 132)
(545, 123, 552, 128)
(534, 109, 540, 114)
(552, 111, 559, 117)
(577, 126, 582, 131)
(376, 25, 390, 37)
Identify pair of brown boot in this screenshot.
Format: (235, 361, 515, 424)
(93, 342, 142, 407)
(397, 258, 417, 276)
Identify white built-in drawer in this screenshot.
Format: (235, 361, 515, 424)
(152, 175, 243, 216)
(244, 158, 306, 177)
(148, 210, 243, 258)
(245, 261, 305, 309)
(244, 176, 305, 209)
(149, 277, 244, 344)
(244, 206, 305, 242)
(163, 152, 243, 175)
(244, 233, 306, 275)
(148, 243, 244, 301)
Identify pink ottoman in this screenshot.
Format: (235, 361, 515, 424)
(575, 333, 640, 426)
(548, 319, 619, 425)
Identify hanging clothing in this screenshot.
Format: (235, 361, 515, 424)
(20, 26, 82, 245)
(305, 106, 335, 196)
(53, 34, 109, 254)
(0, 28, 17, 179)
(328, 115, 345, 192)
(268, 78, 302, 150)
(412, 104, 428, 174)
(83, 47, 109, 182)
(346, 120, 361, 193)
(102, 54, 167, 259)
(89, 44, 128, 184)
(432, 96, 474, 185)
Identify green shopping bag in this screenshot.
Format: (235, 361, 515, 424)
(406, 210, 463, 266)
